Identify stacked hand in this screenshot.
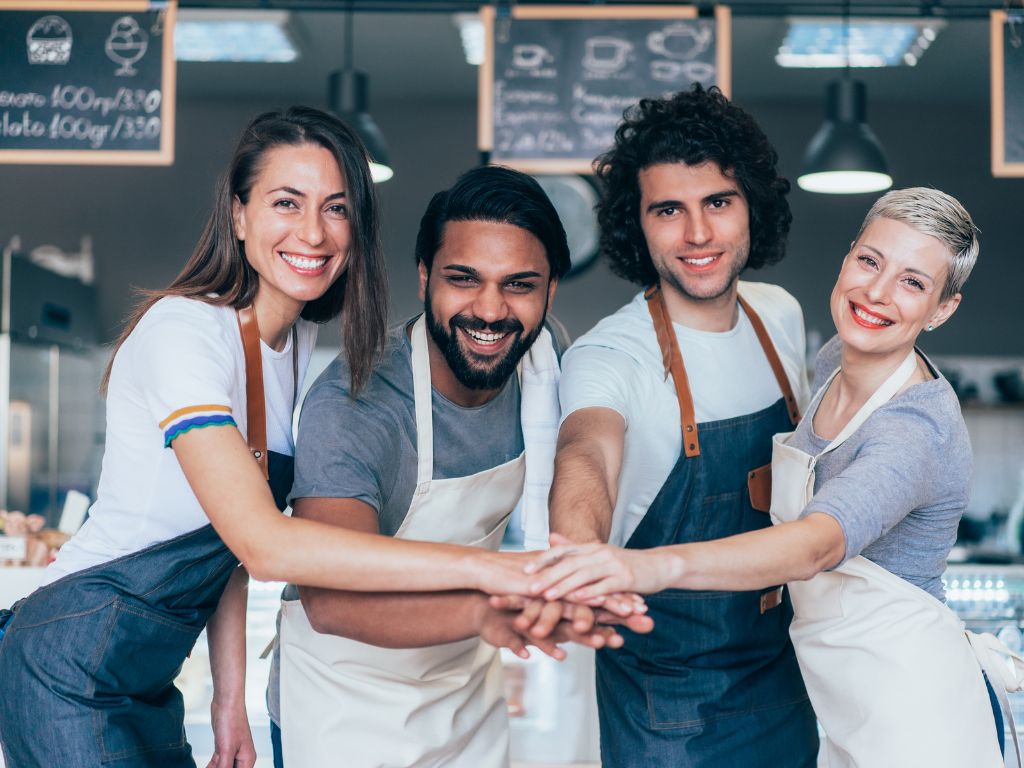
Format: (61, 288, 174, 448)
(475, 534, 659, 659)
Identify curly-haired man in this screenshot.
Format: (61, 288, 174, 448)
(549, 85, 820, 766)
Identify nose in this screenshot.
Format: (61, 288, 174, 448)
(297, 207, 326, 247)
(686, 210, 711, 246)
(472, 283, 509, 325)
(864, 272, 894, 305)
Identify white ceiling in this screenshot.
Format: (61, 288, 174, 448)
(175, 7, 991, 106)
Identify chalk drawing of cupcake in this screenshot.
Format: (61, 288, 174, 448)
(27, 15, 73, 65)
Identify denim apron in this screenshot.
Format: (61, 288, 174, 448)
(0, 308, 295, 767)
(595, 286, 818, 768)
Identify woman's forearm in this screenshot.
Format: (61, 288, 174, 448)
(175, 427, 531, 595)
(668, 513, 847, 591)
(207, 565, 249, 706)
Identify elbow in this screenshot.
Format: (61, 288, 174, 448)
(234, 536, 283, 584)
(301, 593, 332, 635)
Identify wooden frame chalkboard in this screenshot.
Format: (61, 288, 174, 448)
(992, 10, 1024, 177)
(479, 4, 731, 174)
(0, 0, 176, 166)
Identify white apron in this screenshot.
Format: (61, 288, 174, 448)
(770, 351, 1021, 768)
(279, 317, 554, 768)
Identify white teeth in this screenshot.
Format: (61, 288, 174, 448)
(280, 253, 327, 270)
(853, 305, 893, 326)
(684, 255, 716, 266)
(465, 328, 508, 344)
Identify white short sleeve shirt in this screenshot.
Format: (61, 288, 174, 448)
(43, 297, 317, 584)
(559, 281, 810, 546)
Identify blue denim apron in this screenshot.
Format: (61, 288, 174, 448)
(595, 287, 818, 767)
(0, 454, 292, 768)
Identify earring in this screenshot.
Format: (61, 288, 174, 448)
(925, 324, 934, 332)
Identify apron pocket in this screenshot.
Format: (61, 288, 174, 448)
(93, 598, 202, 762)
(643, 665, 753, 732)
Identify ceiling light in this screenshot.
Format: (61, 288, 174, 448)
(453, 13, 485, 66)
(798, 79, 893, 194)
(175, 10, 298, 63)
(328, 6, 393, 183)
(777, 17, 945, 68)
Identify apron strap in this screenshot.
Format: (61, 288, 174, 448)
(645, 285, 700, 457)
(237, 306, 269, 480)
(410, 317, 435, 492)
(967, 630, 1024, 767)
(816, 350, 918, 461)
(235, 308, 299, 481)
(644, 285, 801, 459)
(737, 295, 800, 425)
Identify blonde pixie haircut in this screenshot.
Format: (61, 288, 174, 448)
(854, 187, 979, 302)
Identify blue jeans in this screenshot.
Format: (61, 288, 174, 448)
(271, 720, 283, 768)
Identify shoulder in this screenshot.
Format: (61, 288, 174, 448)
(869, 379, 967, 456)
(565, 292, 658, 370)
(738, 281, 804, 335)
(303, 326, 411, 418)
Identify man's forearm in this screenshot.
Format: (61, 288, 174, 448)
(298, 587, 486, 647)
(549, 439, 616, 543)
(207, 565, 249, 706)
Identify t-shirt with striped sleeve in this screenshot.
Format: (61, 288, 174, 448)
(42, 296, 316, 585)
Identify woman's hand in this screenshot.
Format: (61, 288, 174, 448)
(524, 534, 683, 602)
(207, 697, 256, 768)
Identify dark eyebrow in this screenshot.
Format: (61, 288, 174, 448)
(441, 264, 480, 278)
(267, 187, 346, 202)
(645, 189, 740, 214)
(860, 245, 936, 282)
(504, 271, 542, 281)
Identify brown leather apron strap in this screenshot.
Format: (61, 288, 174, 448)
(736, 295, 801, 425)
(236, 306, 269, 480)
(644, 286, 700, 458)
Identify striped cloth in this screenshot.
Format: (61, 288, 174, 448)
(160, 404, 236, 447)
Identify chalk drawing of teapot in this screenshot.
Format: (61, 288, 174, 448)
(647, 23, 712, 60)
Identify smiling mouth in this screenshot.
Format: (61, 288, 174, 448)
(459, 326, 513, 352)
(279, 252, 329, 273)
(850, 302, 894, 328)
(678, 253, 721, 270)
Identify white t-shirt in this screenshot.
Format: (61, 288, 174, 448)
(43, 297, 317, 584)
(559, 281, 810, 547)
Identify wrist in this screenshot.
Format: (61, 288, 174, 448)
(659, 548, 687, 590)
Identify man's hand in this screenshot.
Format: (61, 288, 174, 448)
(207, 697, 256, 768)
(475, 600, 626, 660)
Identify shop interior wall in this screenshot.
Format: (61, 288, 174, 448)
(0, 94, 1020, 358)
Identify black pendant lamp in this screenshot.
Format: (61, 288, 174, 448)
(797, 4, 892, 195)
(328, 3, 393, 183)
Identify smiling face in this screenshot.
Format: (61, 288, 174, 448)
(639, 161, 750, 310)
(831, 216, 961, 359)
(419, 219, 556, 403)
(232, 142, 352, 322)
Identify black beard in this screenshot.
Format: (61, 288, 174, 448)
(424, 296, 544, 391)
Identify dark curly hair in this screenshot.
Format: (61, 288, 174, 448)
(595, 84, 792, 286)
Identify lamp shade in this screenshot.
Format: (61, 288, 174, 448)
(797, 79, 892, 195)
(328, 69, 393, 183)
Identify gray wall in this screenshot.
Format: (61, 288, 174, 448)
(1, 93, 1020, 355)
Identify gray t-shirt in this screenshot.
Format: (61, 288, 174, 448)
(268, 318, 524, 725)
(788, 335, 971, 601)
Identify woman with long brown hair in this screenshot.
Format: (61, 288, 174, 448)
(0, 107, 547, 768)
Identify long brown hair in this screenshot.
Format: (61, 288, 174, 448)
(101, 106, 388, 394)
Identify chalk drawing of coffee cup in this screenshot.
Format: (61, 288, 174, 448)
(26, 15, 72, 65)
(512, 44, 553, 69)
(105, 16, 148, 77)
(582, 36, 632, 75)
(647, 23, 712, 60)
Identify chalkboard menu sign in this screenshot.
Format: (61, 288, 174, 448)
(0, 1, 176, 165)
(992, 11, 1024, 177)
(479, 5, 731, 174)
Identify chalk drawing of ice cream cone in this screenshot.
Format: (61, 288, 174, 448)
(105, 16, 148, 77)
(26, 15, 73, 65)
